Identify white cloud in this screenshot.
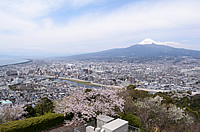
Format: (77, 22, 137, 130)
(161, 42, 185, 47)
(35, 0, 200, 50)
(0, 12, 37, 32)
(0, 0, 65, 18)
(0, 0, 100, 18)
(0, 0, 200, 55)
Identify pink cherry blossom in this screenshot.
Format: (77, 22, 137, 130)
(54, 88, 125, 126)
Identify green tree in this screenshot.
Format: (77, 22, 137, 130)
(154, 92, 173, 104)
(121, 113, 140, 128)
(85, 88, 92, 93)
(35, 97, 54, 115)
(127, 84, 136, 90)
(25, 105, 36, 118)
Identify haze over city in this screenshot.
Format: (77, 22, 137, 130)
(0, 0, 200, 57)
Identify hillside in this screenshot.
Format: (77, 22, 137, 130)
(67, 39, 200, 60)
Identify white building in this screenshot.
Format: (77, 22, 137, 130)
(85, 115, 138, 132)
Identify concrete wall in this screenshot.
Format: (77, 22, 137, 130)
(114, 124, 128, 132)
(86, 126, 103, 132)
(86, 126, 95, 132)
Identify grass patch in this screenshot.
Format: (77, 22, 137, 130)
(59, 78, 101, 87)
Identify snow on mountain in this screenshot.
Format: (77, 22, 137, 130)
(67, 39, 200, 60)
(139, 38, 158, 45)
(138, 39, 185, 49)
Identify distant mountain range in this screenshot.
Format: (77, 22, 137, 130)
(68, 39, 200, 60)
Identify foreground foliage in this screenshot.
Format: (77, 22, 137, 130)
(1, 84, 200, 132)
(54, 88, 125, 126)
(135, 96, 193, 131)
(0, 113, 64, 132)
(34, 97, 54, 115)
(0, 104, 27, 124)
(121, 85, 200, 132)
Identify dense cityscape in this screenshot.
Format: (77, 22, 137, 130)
(1, 56, 200, 107)
(0, 57, 200, 132)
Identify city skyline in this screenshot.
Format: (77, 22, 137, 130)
(0, 0, 200, 57)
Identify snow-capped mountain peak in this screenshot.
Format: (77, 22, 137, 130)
(139, 38, 158, 45)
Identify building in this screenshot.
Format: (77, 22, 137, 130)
(0, 100, 13, 107)
(75, 115, 140, 132)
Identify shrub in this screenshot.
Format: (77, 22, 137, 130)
(0, 113, 64, 132)
(34, 97, 54, 115)
(25, 105, 36, 118)
(121, 113, 140, 128)
(85, 88, 92, 93)
(65, 112, 74, 121)
(127, 85, 136, 90)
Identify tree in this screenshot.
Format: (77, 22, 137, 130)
(127, 84, 136, 90)
(84, 88, 92, 93)
(121, 113, 140, 127)
(121, 88, 198, 131)
(34, 97, 54, 115)
(0, 104, 27, 124)
(25, 105, 36, 118)
(154, 92, 173, 104)
(54, 88, 125, 126)
(135, 96, 193, 131)
(0, 109, 4, 124)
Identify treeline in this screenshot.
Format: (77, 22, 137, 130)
(1, 85, 200, 132)
(155, 91, 200, 120)
(119, 85, 200, 132)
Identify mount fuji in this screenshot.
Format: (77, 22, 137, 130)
(139, 38, 158, 45)
(68, 39, 200, 60)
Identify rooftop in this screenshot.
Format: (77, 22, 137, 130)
(102, 118, 128, 131)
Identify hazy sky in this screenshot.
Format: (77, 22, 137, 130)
(0, 0, 200, 57)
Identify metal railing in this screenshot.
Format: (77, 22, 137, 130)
(129, 125, 140, 132)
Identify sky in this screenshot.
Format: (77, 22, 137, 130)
(0, 0, 200, 57)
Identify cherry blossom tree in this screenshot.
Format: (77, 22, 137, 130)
(0, 109, 4, 124)
(135, 95, 193, 131)
(54, 88, 125, 126)
(0, 104, 27, 124)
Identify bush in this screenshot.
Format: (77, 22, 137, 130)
(65, 112, 74, 121)
(0, 113, 64, 132)
(34, 97, 54, 115)
(154, 92, 173, 104)
(121, 114, 140, 128)
(85, 88, 92, 93)
(127, 84, 136, 90)
(25, 105, 36, 118)
(185, 107, 199, 119)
